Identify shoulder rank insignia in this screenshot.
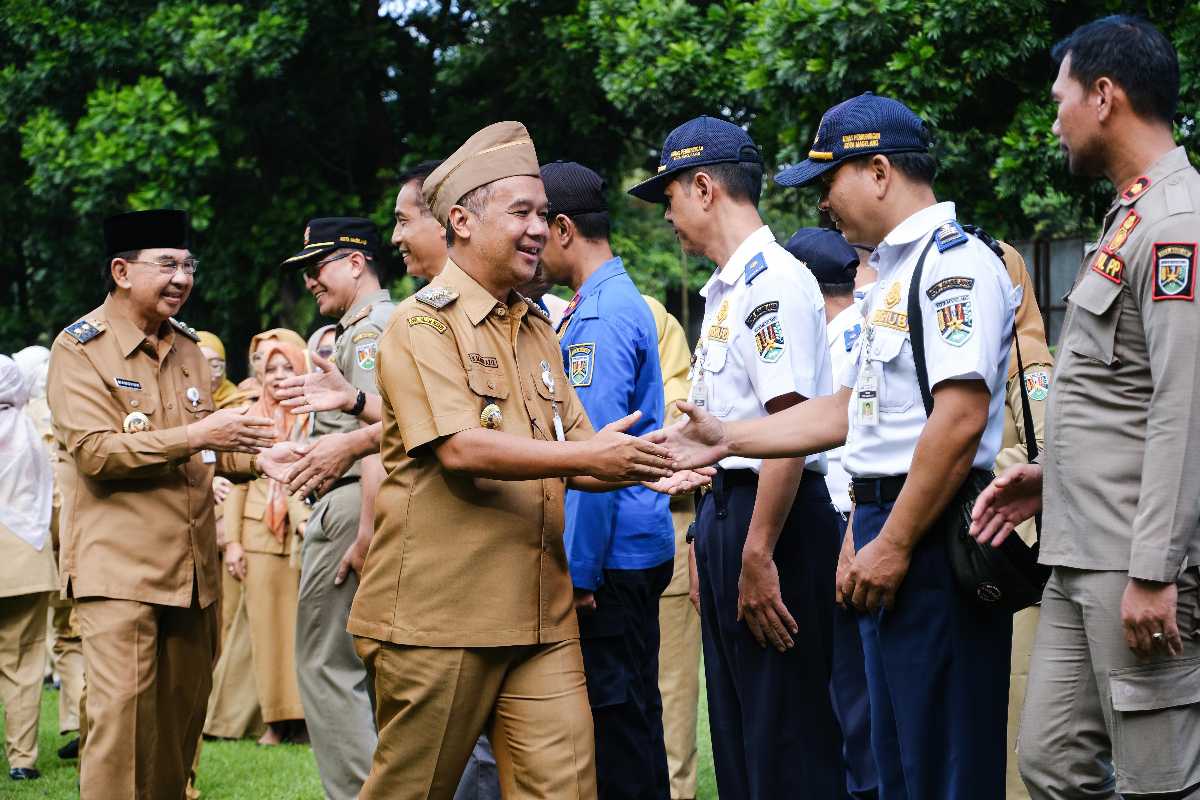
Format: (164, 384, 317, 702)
(1152, 242, 1196, 301)
(169, 318, 201, 342)
(744, 253, 768, 285)
(934, 221, 968, 253)
(1121, 175, 1151, 204)
(64, 319, 104, 344)
(343, 305, 371, 327)
(522, 296, 551, 323)
(415, 285, 458, 309)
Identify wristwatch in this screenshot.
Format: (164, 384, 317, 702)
(349, 389, 367, 416)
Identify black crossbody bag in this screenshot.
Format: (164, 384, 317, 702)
(906, 231, 1051, 614)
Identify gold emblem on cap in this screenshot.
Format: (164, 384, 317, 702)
(123, 411, 151, 434)
(480, 403, 503, 430)
(885, 282, 901, 309)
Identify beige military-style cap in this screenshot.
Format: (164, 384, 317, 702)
(422, 121, 540, 225)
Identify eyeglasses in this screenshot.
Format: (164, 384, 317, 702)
(303, 253, 349, 280)
(315, 346, 335, 359)
(126, 258, 199, 275)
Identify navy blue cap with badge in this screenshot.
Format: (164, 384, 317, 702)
(783, 228, 860, 285)
(628, 115, 762, 203)
(280, 217, 380, 269)
(775, 93, 930, 188)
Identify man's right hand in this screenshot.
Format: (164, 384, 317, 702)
(286, 431, 357, 497)
(645, 402, 728, 471)
(186, 406, 276, 453)
(586, 411, 676, 482)
(970, 463, 1044, 546)
(834, 519, 856, 607)
(276, 353, 356, 415)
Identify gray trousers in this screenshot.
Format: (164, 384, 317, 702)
(297, 485, 378, 800)
(1019, 566, 1200, 799)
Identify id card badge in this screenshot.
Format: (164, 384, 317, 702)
(552, 407, 566, 442)
(856, 361, 880, 427)
(201, 449, 217, 464)
(541, 360, 567, 441)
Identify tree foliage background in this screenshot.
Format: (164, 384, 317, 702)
(2, 0, 1197, 371)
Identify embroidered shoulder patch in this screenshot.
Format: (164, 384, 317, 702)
(468, 353, 499, 369)
(1121, 175, 1151, 203)
(744, 301, 779, 328)
(343, 306, 371, 327)
(926, 276, 975, 300)
(744, 253, 768, 285)
(1104, 211, 1141, 254)
(1023, 368, 1051, 402)
(751, 315, 785, 363)
(64, 319, 104, 344)
(415, 285, 458, 309)
(934, 221, 968, 253)
(1152, 242, 1197, 301)
(933, 294, 974, 347)
(843, 323, 862, 352)
(408, 315, 447, 334)
(355, 340, 378, 371)
(1091, 251, 1125, 284)
(568, 343, 595, 387)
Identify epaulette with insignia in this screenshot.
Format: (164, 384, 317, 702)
(64, 319, 104, 344)
(169, 318, 201, 342)
(1121, 175, 1151, 204)
(522, 296, 551, 323)
(415, 285, 458, 309)
(344, 305, 371, 327)
(934, 221, 968, 253)
(744, 253, 768, 285)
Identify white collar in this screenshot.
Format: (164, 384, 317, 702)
(880, 201, 957, 248)
(718, 225, 775, 285)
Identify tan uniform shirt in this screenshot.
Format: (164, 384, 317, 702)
(224, 477, 308, 556)
(47, 296, 257, 608)
(310, 289, 395, 482)
(348, 259, 594, 647)
(1042, 146, 1200, 582)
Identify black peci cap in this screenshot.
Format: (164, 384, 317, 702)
(783, 227, 860, 284)
(628, 116, 761, 203)
(541, 161, 608, 218)
(281, 217, 380, 268)
(103, 210, 190, 258)
(775, 93, 929, 188)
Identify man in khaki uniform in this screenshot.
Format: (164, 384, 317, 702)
(45, 209, 289, 799)
(972, 17, 1200, 799)
(644, 295, 703, 800)
(346, 121, 690, 800)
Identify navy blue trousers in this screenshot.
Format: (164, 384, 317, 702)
(695, 469, 846, 800)
(577, 560, 674, 800)
(831, 515, 879, 800)
(852, 499, 1011, 800)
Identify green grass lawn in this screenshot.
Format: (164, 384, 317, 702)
(3, 681, 717, 798)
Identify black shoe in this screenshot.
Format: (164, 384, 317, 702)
(9, 767, 41, 780)
(58, 737, 80, 759)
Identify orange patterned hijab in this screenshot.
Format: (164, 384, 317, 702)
(248, 338, 309, 541)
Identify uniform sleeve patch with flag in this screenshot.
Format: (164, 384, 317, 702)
(934, 294, 974, 347)
(1152, 242, 1196, 301)
(568, 343, 595, 387)
(355, 340, 378, 371)
(752, 315, 785, 362)
(1023, 368, 1051, 401)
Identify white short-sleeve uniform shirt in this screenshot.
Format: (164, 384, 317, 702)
(841, 202, 1018, 479)
(690, 225, 832, 474)
(823, 294, 869, 512)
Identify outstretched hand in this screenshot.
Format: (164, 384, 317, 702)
(969, 463, 1044, 547)
(642, 468, 715, 496)
(276, 352, 355, 415)
(588, 411, 676, 482)
(256, 441, 310, 483)
(644, 402, 727, 471)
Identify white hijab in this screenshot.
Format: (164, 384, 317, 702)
(0, 354, 53, 550)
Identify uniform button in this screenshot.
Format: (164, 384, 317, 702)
(495, 307, 507, 318)
(130, 399, 139, 407)
(167, 402, 174, 410)
(488, 381, 496, 390)
(182, 367, 190, 376)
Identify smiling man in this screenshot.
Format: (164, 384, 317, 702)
(278, 217, 393, 800)
(45, 209, 285, 799)
(346, 121, 686, 800)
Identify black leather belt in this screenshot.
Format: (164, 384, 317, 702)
(850, 474, 907, 505)
(306, 475, 360, 505)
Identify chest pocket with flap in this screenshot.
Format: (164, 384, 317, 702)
(700, 344, 734, 416)
(1066, 269, 1124, 365)
(869, 330, 915, 414)
(467, 367, 510, 400)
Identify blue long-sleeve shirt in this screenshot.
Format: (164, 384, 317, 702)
(558, 257, 674, 590)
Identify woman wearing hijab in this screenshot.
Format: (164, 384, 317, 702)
(222, 338, 311, 745)
(0, 354, 58, 780)
(307, 324, 337, 363)
(196, 331, 239, 410)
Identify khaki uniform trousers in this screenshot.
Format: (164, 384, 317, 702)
(203, 576, 263, 739)
(1019, 567, 1200, 800)
(1005, 516, 1039, 800)
(658, 503, 700, 799)
(243, 552, 303, 723)
(77, 594, 218, 800)
(0, 592, 50, 769)
(49, 599, 85, 734)
(354, 636, 597, 800)
(295, 484, 377, 800)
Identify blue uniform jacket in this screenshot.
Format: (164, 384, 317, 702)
(559, 257, 674, 590)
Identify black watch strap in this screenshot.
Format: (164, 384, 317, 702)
(349, 389, 367, 416)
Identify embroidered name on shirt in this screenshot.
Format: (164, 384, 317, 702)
(871, 309, 908, 332)
(744, 301, 779, 328)
(468, 353, 500, 368)
(408, 315, 448, 333)
(1091, 251, 1125, 284)
(926, 276, 975, 300)
(114, 377, 142, 391)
